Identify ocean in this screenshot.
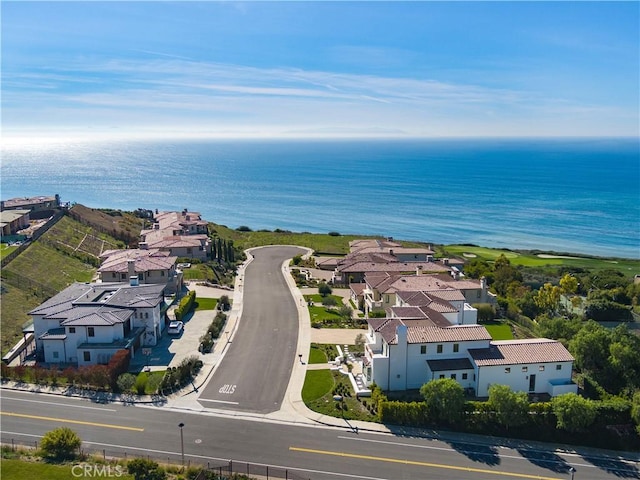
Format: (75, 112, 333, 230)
(1, 137, 639, 259)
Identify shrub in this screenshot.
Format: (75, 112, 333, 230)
(175, 290, 196, 321)
(328, 231, 341, 236)
(117, 373, 136, 393)
(127, 458, 167, 480)
(134, 372, 148, 395)
(40, 427, 81, 460)
(236, 225, 252, 232)
(552, 393, 597, 432)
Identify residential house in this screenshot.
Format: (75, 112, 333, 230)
(0, 209, 30, 236)
(357, 271, 494, 316)
(139, 210, 211, 260)
(98, 248, 182, 294)
(1, 195, 61, 219)
(363, 290, 576, 397)
(30, 282, 168, 366)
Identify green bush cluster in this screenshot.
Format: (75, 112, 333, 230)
(159, 356, 203, 393)
(200, 311, 228, 353)
(175, 290, 196, 321)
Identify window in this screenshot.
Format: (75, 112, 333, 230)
(187, 248, 193, 254)
(138, 273, 144, 280)
(88, 327, 95, 337)
(522, 366, 528, 372)
(539, 365, 545, 371)
(112, 273, 116, 278)
(420, 345, 427, 354)
(556, 364, 562, 371)
(161, 271, 165, 277)
(450, 374, 457, 380)
(53, 351, 59, 359)
(505, 367, 511, 373)
(145, 312, 149, 319)
(453, 343, 459, 353)
(439, 374, 445, 379)
(83, 351, 91, 362)
(437, 344, 443, 354)
(121, 273, 126, 280)
(69, 327, 76, 334)
(462, 373, 468, 380)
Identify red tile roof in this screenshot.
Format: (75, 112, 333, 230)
(469, 339, 574, 366)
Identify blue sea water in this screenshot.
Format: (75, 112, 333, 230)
(1, 137, 639, 258)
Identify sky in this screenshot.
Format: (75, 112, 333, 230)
(2, 1, 639, 140)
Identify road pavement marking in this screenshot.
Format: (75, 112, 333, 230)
(336, 435, 596, 469)
(2, 396, 117, 412)
(0, 412, 144, 432)
(198, 398, 240, 405)
(289, 446, 563, 480)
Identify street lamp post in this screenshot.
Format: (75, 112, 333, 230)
(178, 422, 185, 466)
(569, 466, 576, 480)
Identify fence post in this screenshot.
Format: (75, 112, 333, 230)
(103, 449, 106, 461)
(286, 469, 288, 480)
(266, 465, 269, 480)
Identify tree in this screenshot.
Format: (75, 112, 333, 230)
(551, 393, 597, 432)
(292, 255, 302, 266)
(534, 283, 562, 316)
(631, 392, 640, 436)
(559, 274, 578, 295)
(569, 320, 610, 374)
(420, 378, 465, 425)
(487, 384, 529, 430)
(318, 282, 332, 297)
(40, 427, 82, 460)
(127, 458, 167, 480)
(337, 305, 353, 324)
(355, 333, 366, 346)
(472, 303, 496, 323)
(534, 315, 582, 344)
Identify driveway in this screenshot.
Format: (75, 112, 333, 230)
(197, 246, 306, 413)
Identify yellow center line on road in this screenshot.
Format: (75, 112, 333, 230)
(1, 412, 144, 432)
(289, 446, 562, 480)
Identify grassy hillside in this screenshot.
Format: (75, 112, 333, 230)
(209, 223, 427, 255)
(0, 215, 124, 355)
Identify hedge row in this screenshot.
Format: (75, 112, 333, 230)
(175, 290, 196, 321)
(0, 349, 130, 391)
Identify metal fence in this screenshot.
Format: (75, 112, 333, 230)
(2, 437, 312, 480)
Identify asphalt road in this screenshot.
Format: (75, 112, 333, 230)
(2, 391, 638, 480)
(198, 246, 306, 413)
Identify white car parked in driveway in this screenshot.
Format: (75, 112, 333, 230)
(167, 321, 184, 335)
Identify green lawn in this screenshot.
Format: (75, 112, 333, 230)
(301, 369, 334, 402)
(1, 244, 18, 260)
(194, 297, 218, 311)
(304, 294, 345, 305)
(309, 345, 328, 364)
(304, 370, 377, 422)
(483, 322, 514, 340)
(443, 244, 640, 277)
(308, 305, 342, 321)
(0, 459, 134, 480)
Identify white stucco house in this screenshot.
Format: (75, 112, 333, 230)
(30, 282, 168, 366)
(363, 287, 577, 398)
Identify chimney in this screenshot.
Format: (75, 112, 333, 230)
(389, 249, 394, 256)
(139, 242, 148, 250)
(153, 223, 160, 230)
(427, 255, 433, 262)
(127, 260, 136, 280)
(443, 258, 449, 265)
(416, 265, 423, 276)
